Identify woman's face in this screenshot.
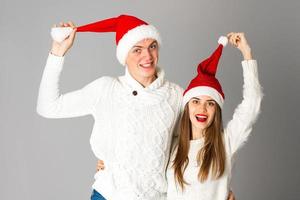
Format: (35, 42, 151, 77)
(188, 95, 217, 134)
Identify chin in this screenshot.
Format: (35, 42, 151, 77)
(193, 121, 210, 131)
(199, 125, 209, 130)
(141, 68, 156, 76)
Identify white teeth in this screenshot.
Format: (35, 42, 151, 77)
(196, 115, 207, 119)
(141, 63, 151, 67)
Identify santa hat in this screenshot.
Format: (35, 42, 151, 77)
(182, 36, 228, 108)
(51, 14, 161, 65)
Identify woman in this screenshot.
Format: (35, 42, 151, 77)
(166, 33, 263, 199)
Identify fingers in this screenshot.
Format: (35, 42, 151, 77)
(96, 160, 105, 171)
(68, 21, 76, 29)
(226, 32, 234, 39)
(69, 26, 77, 41)
(52, 21, 77, 42)
(98, 160, 104, 165)
(227, 32, 245, 47)
(53, 21, 76, 29)
(60, 22, 69, 27)
(226, 32, 251, 58)
(227, 190, 235, 200)
(228, 33, 239, 47)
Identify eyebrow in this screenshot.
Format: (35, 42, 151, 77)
(191, 97, 215, 102)
(132, 41, 158, 49)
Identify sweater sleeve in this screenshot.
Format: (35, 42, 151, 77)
(36, 53, 109, 118)
(225, 60, 263, 155)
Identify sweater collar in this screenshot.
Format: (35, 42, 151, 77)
(122, 67, 165, 90)
(190, 138, 204, 146)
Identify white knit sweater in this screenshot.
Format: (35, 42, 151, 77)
(37, 54, 183, 200)
(166, 60, 263, 200)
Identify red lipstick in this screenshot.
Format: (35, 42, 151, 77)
(195, 114, 208, 122)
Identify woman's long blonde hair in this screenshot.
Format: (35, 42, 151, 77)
(172, 103, 226, 190)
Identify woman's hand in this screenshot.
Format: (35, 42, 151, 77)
(227, 32, 252, 60)
(50, 21, 77, 57)
(227, 190, 236, 200)
(96, 160, 105, 171)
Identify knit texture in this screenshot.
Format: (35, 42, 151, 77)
(37, 54, 183, 200)
(166, 60, 263, 200)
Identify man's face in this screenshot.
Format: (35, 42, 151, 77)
(125, 38, 159, 86)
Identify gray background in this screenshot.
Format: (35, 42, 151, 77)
(1, 0, 299, 199)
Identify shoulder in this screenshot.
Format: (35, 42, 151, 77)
(89, 76, 117, 87)
(94, 76, 116, 83)
(163, 81, 184, 109)
(84, 76, 117, 93)
(164, 80, 184, 95)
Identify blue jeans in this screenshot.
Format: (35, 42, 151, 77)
(90, 189, 106, 200)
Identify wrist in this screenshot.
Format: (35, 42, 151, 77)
(241, 46, 252, 60)
(50, 48, 66, 57)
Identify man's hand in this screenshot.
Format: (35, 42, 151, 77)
(50, 21, 77, 57)
(227, 190, 236, 200)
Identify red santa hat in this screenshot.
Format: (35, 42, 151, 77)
(182, 36, 228, 108)
(51, 14, 161, 65)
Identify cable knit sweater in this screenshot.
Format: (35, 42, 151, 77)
(37, 54, 183, 200)
(166, 60, 263, 200)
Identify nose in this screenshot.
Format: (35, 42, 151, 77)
(198, 103, 207, 112)
(142, 48, 153, 60)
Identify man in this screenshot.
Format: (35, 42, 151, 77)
(37, 14, 235, 200)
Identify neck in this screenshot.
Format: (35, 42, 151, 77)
(137, 75, 157, 87)
(191, 126, 205, 140)
(127, 69, 158, 87)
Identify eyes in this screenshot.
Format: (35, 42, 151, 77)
(149, 43, 158, 49)
(191, 99, 216, 107)
(191, 99, 200, 104)
(132, 48, 142, 54)
(208, 101, 215, 107)
(131, 43, 158, 54)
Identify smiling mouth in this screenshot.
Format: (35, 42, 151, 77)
(195, 114, 208, 122)
(139, 62, 154, 68)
